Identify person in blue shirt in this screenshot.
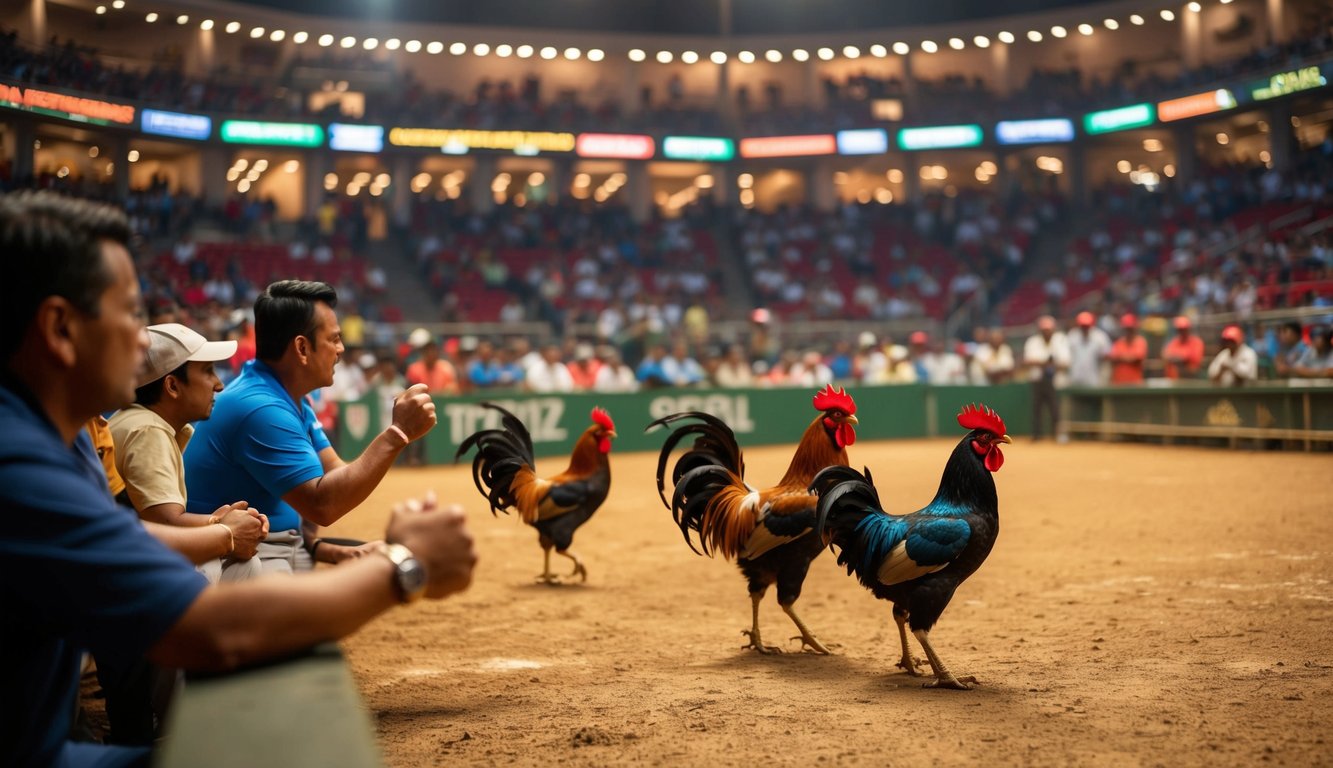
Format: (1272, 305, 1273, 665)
(0, 191, 478, 768)
(185, 280, 440, 573)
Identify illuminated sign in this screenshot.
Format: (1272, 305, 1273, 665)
(0, 83, 135, 125)
(220, 120, 323, 146)
(738, 134, 837, 158)
(329, 123, 385, 152)
(662, 136, 736, 162)
(575, 133, 655, 159)
(1250, 65, 1328, 101)
(836, 128, 890, 155)
(1157, 89, 1237, 122)
(995, 118, 1075, 145)
(897, 124, 983, 151)
(387, 127, 576, 154)
(140, 109, 211, 140)
(1083, 103, 1155, 134)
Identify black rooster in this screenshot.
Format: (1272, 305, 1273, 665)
(810, 404, 1009, 689)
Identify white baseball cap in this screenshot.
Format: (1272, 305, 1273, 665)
(138, 323, 238, 387)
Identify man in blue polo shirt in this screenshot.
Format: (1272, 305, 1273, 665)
(185, 280, 438, 573)
(0, 192, 477, 768)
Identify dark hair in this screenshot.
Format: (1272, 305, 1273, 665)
(1281, 321, 1303, 336)
(0, 191, 132, 363)
(133, 361, 190, 407)
(254, 280, 337, 362)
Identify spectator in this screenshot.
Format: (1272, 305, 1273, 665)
(1023, 316, 1071, 441)
(789, 350, 833, 388)
(566, 343, 603, 391)
(854, 331, 888, 384)
(636, 344, 672, 389)
(1067, 311, 1111, 387)
(524, 344, 575, 392)
(974, 328, 1016, 384)
(592, 346, 638, 392)
(1291, 325, 1333, 379)
(661, 340, 706, 387)
(714, 344, 755, 388)
(1208, 325, 1259, 386)
(185, 280, 440, 573)
(367, 354, 407, 437)
(1161, 316, 1205, 380)
(0, 191, 477, 768)
(1272, 321, 1310, 378)
(466, 340, 502, 389)
(405, 329, 461, 396)
(1109, 314, 1147, 385)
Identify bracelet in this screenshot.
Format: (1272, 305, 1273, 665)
(310, 538, 324, 561)
(213, 522, 234, 555)
(386, 424, 411, 447)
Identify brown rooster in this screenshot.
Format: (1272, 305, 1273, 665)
(456, 402, 616, 584)
(649, 384, 858, 653)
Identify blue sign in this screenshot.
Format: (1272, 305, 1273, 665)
(836, 128, 890, 155)
(329, 123, 385, 152)
(995, 118, 1075, 145)
(140, 109, 211, 140)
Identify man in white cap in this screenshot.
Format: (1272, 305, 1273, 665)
(1208, 325, 1258, 387)
(1023, 315, 1071, 441)
(109, 323, 269, 583)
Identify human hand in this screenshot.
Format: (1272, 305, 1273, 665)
(215, 501, 267, 560)
(385, 491, 477, 600)
(322, 540, 386, 564)
(391, 383, 438, 442)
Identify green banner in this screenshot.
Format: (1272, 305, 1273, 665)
(336, 383, 1034, 462)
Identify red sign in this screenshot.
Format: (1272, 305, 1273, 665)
(575, 133, 656, 159)
(739, 134, 837, 158)
(0, 83, 135, 125)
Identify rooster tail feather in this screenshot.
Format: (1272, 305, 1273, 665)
(455, 403, 538, 517)
(649, 411, 745, 509)
(670, 464, 753, 560)
(811, 465, 883, 541)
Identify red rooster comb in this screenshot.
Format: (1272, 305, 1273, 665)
(812, 384, 857, 415)
(957, 403, 1006, 436)
(591, 407, 616, 432)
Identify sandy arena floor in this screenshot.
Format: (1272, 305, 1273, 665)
(326, 437, 1332, 767)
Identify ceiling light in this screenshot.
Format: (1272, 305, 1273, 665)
(948, 37, 965, 49)
(1104, 18, 1120, 30)
(200, 20, 214, 31)
(516, 44, 533, 58)
(1160, 9, 1176, 21)
(384, 38, 400, 50)
(1078, 23, 1094, 36)
(973, 35, 990, 48)
(738, 50, 756, 63)
(144, 12, 157, 22)
(628, 48, 646, 62)
(540, 46, 558, 59)
(427, 41, 445, 54)
(176, 14, 188, 24)
(765, 49, 782, 62)
(270, 30, 285, 42)
(1130, 14, 1145, 25)
(226, 21, 241, 33)
(318, 34, 334, 46)
(843, 45, 860, 58)
(293, 31, 308, 44)
(405, 40, 421, 52)
(892, 42, 910, 55)
(472, 43, 489, 56)
(920, 40, 938, 53)
(1027, 30, 1043, 42)
(710, 50, 728, 64)
(1051, 26, 1067, 38)
(564, 47, 581, 60)
(339, 35, 355, 48)
(449, 42, 466, 55)
(251, 27, 266, 39)
(681, 50, 699, 63)
(869, 44, 887, 57)
(657, 50, 674, 63)
(587, 48, 604, 61)
(997, 31, 1015, 43)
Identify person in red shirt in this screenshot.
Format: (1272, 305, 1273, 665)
(405, 331, 460, 395)
(1109, 313, 1147, 384)
(1161, 316, 1204, 380)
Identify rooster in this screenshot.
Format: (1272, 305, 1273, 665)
(649, 384, 858, 654)
(455, 403, 616, 584)
(809, 404, 1010, 689)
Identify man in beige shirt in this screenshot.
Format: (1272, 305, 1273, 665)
(111, 324, 267, 582)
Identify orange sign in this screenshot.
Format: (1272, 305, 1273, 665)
(0, 83, 136, 125)
(1157, 89, 1237, 122)
(739, 134, 837, 158)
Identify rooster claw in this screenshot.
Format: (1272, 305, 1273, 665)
(790, 635, 833, 655)
(535, 574, 564, 586)
(740, 630, 783, 654)
(924, 674, 978, 690)
(896, 657, 925, 676)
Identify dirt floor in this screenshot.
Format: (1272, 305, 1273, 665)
(326, 437, 1333, 767)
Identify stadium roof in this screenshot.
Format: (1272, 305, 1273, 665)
(223, 0, 1113, 36)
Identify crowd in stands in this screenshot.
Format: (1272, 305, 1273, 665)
(4, 9, 1330, 135)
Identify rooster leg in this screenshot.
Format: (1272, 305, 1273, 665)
(535, 546, 562, 585)
(912, 629, 978, 690)
(893, 609, 923, 675)
(556, 549, 588, 582)
(740, 591, 782, 654)
(781, 602, 831, 655)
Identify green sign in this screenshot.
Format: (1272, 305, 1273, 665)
(1251, 65, 1328, 101)
(1083, 103, 1155, 135)
(220, 120, 324, 147)
(661, 136, 736, 162)
(896, 124, 983, 151)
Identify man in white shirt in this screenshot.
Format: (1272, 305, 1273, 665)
(1023, 315, 1071, 441)
(1208, 325, 1258, 387)
(1067, 312, 1111, 387)
(525, 344, 575, 393)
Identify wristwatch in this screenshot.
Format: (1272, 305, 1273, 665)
(379, 543, 426, 603)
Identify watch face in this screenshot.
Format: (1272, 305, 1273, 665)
(400, 558, 426, 598)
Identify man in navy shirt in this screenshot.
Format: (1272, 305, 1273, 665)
(0, 191, 477, 767)
(185, 280, 439, 572)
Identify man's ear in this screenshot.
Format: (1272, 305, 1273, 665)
(163, 373, 182, 399)
(33, 297, 81, 369)
(294, 335, 310, 364)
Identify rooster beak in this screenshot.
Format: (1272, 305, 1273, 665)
(845, 415, 859, 426)
(608, 430, 618, 439)
(999, 434, 1012, 444)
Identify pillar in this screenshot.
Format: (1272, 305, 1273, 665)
(200, 144, 231, 208)
(626, 160, 652, 222)
(302, 150, 332, 219)
(1267, 101, 1296, 177)
(1068, 140, 1088, 209)
(29, 0, 47, 44)
(1266, 0, 1287, 45)
(390, 154, 412, 226)
(1181, 5, 1202, 69)
(710, 164, 732, 206)
(108, 135, 130, 201)
(1172, 124, 1198, 189)
(810, 157, 836, 210)
(989, 42, 1011, 99)
(469, 153, 496, 214)
(11, 120, 35, 182)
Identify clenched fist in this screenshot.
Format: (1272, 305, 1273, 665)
(391, 383, 438, 442)
(214, 501, 268, 560)
(385, 491, 477, 600)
